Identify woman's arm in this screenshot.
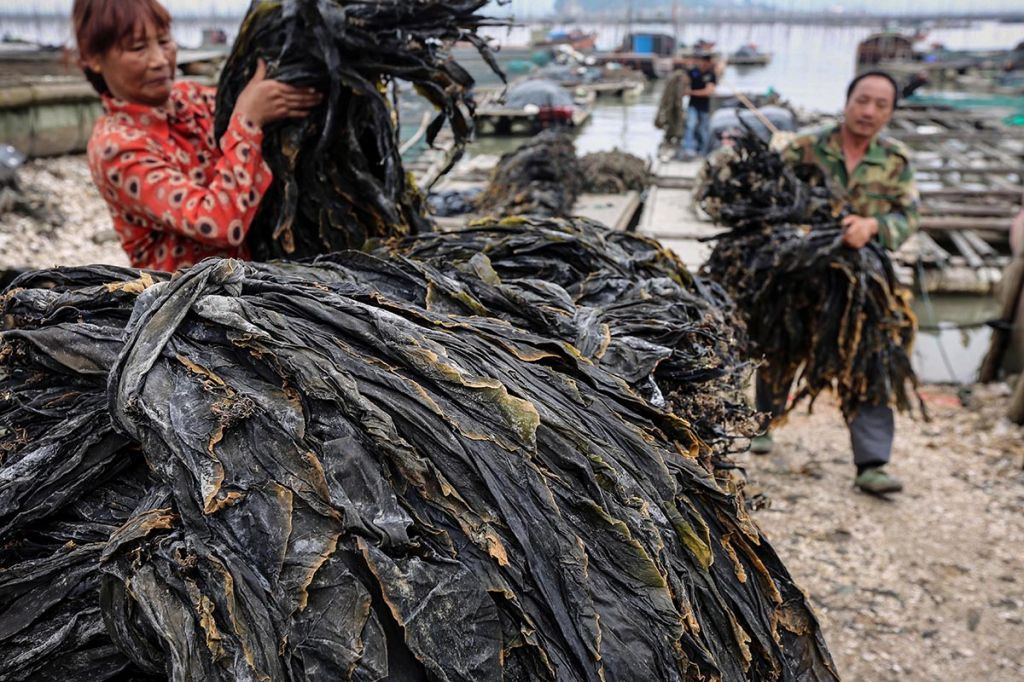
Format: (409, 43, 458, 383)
(92, 113, 272, 248)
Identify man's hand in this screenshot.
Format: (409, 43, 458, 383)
(841, 215, 879, 249)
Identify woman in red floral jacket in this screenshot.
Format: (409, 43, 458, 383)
(73, 0, 321, 271)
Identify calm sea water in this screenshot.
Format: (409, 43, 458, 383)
(4, 15, 1021, 110)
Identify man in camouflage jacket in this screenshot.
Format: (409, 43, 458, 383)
(752, 71, 918, 496)
(781, 117, 920, 252)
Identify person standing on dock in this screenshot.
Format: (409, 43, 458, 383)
(655, 60, 691, 154)
(681, 53, 717, 159)
(74, 0, 321, 272)
(750, 71, 920, 496)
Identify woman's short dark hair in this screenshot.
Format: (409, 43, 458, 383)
(846, 70, 900, 107)
(72, 0, 172, 95)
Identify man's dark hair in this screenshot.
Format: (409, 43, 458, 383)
(846, 70, 900, 106)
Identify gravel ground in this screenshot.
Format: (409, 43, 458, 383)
(741, 383, 1024, 681)
(4, 156, 1024, 681)
(0, 155, 128, 270)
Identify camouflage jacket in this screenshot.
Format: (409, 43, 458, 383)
(782, 123, 920, 250)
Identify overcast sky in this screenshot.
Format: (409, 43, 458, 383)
(2, 1, 1022, 16)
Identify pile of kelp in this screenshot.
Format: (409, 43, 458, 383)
(0, 220, 838, 681)
(476, 130, 583, 217)
(390, 217, 760, 459)
(215, 0, 502, 259)
(476, 133, 650, 218)
(698, 133, 920, 419)
(579, 150, 652, 194)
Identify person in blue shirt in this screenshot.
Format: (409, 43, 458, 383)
(681, 53, 717, 158)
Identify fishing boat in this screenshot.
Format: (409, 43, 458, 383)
(532, 29, 597, 54)
(727, 44, 771, 67)
(473, 79, 595, 136)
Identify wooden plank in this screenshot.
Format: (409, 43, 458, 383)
(914, 266, 1000, 295)
(896, 231, 950, 264)
(921, 216, 1012, 232)
(637, 187, 724, 240)
(652, 158, 704, 182)
(921, 202, 1018, 218)
(948, 230, 985, 269)
(917, 165, 1024, 176)
(973, 141, 1024, 168)
(573, 191, 641, 232)
(920, 188, 1022, 200)
(899, 131, 1016, 143)
(653, 238, 715, 270)
(654, 176, 696, 189)
(894, 108, 1001, 123)
(961, 230, 1000, 259)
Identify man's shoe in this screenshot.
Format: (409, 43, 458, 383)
(749, 433, 774, 455)
(854, 466, 903, 495)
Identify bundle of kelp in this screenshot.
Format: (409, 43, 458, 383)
(579, 150, 651, 194)
(0, 243, 837, 680)
(476, 130, 584, 217)
(695, 135, 838, 230)
(389, 216, 760, 458)
(698, 133, 920, 420)
(215, 0, 502, 259)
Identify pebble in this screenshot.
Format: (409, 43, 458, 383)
(0, 156, 129, 270)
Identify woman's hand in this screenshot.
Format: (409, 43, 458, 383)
(233, 59, 322, 128)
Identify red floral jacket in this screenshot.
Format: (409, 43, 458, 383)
(87, 80, 272, 271)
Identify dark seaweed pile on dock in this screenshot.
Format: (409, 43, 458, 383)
(475, 137, 650, 218)
(215, 0, 502, 260)
(0, 224, 837, 680)
(579, 150, 652, 194)
(476, 130, 584, 217)
(698, 134, 920, 419)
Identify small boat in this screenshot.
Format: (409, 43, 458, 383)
(533, 30, 598, 54)
(473, 79, 595, 136)
(727, 44, 771, 67)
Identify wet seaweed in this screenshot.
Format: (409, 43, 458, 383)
(388, 216, 760, 460)
(0, 226, 837, 680)
(697, 134, 921, 420)
(579, 150, 651, 194)
(214, 0, 503, 259)
(476, 130, 584, 217)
